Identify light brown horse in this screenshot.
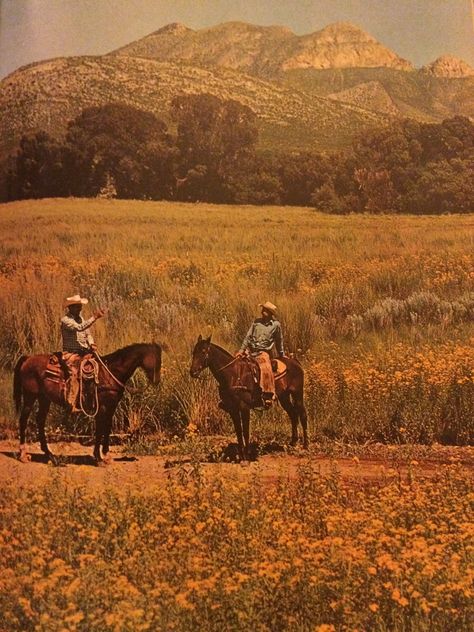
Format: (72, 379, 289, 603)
(190, 335, 308, 461)
(13, 343, 161, 465)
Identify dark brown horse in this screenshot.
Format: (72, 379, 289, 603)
(190, 335, 308, 461)
(13, 343, 162, 465)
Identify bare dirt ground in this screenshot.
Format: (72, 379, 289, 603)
(1, 440, 473, 491)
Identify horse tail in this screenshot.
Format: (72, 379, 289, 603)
(13, 355, 28, 413)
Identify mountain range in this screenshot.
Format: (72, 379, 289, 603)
(1, 21, 473, 162)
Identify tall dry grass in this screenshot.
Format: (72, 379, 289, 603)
(0, 199, 473, 442)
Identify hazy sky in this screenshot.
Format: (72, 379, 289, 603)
(1, 0, 473, 78)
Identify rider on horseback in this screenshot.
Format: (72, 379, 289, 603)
(59, 295, 107, 410)
(236, 301, 284, 408)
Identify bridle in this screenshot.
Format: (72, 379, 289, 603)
(197, 342, 239, 374)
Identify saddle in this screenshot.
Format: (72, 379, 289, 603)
(248, 357, 287, 383)
(230, 356, 287, 392)
(44, 352, 100, 415)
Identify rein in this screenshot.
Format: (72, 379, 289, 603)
(216, 356, 240, 372)
(94, 353, 126, 390)
(95, 346, 159, 395)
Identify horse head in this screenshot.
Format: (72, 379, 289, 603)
(190, 334, 212, 377)
(140, 343, 162, 386)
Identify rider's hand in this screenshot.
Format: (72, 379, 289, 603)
(91, 343, 98, 352)
(94, 308, 108, 319)
(235, 351, 244, 358)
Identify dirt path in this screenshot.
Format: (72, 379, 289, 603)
(1, 440, 473, 492)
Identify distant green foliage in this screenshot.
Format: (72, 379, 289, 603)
(346, 116, 474, 214)
(171, 93, 258, 203)
(6, 101, 474, 214)
(8, 103, 176, 200)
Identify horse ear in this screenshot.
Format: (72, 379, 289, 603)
(198, 334, 202, 342)
(206, 335, 212, 343)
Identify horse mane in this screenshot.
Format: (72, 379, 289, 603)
(102, 342, 159, 363)
(210, 342, 233, 359)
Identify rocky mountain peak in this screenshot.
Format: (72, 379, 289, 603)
(282, 22, 413, 71)
(422, 55, 474, 78)
(155, 22, 192, 36)
(314, 21, 376, 42)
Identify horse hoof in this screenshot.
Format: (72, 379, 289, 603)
(18, 451, 31, 463)
(48, 454, 60, 467)
(95, 459, 106, 468)
(303, 442, 309, 450)
(103, 453, 113, 464)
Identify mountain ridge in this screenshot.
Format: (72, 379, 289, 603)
(110, 20, 414, 74)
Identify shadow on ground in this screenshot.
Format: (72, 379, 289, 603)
(0, 451, 138, 467)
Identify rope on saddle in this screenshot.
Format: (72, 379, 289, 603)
(78, 357, 100, 417)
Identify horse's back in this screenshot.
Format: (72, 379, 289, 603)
(21, 354, 50, 375)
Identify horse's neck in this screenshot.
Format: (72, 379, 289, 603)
(105, 349, 142, 383)
(208, 345, 234, 383)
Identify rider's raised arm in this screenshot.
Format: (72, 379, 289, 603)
(61, 315, 97, 332)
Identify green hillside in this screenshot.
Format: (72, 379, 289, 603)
(0, 55, 384, 162)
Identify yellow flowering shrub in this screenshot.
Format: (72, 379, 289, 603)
(0, 465, 472, 631)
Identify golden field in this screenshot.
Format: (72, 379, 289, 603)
(0, 199, 473, 631)
(0, 464, 473, 631)
(0, 198, 473, 443)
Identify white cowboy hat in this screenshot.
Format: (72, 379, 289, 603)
(259, 301, 277, 315)
(65, 294, 89, 307)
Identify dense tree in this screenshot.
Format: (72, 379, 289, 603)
(5, 103, 473, 214)
(276, 152, 332, 207)
(171, 94, 258, 202)
(63, 103, 175, 199)
(325, 116, 474, 214)
(8, 132, 67, 199)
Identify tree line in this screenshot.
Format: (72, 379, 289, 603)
(5, 95, 474, 213)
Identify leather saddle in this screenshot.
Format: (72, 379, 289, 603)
(230, 356, 287, 393)
(44, 352, 99, 414)
(248, 357, 288, 382)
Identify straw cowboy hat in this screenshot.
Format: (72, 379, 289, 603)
(259, 301, 277, 316)
(65, 294, 89, 307)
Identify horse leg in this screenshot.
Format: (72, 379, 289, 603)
(101, 409, 116, 464)
(241, 408, 251, 461)
(293, 392, 309, 450)
(18, 393, 35, 463)
(278, 392, 299, 447)
(229, 407, 245, 462)
(93, 409, 105, 466)
(36, 395, 57, 465)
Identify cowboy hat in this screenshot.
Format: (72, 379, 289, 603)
(259, 301, 277, 315)
(65, 294, 88, 307)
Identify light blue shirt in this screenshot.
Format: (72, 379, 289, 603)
(240, 318, 284, 356)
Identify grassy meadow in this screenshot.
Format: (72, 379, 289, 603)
(1, 199, 473, 631)
(0, 198, 473, 444)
